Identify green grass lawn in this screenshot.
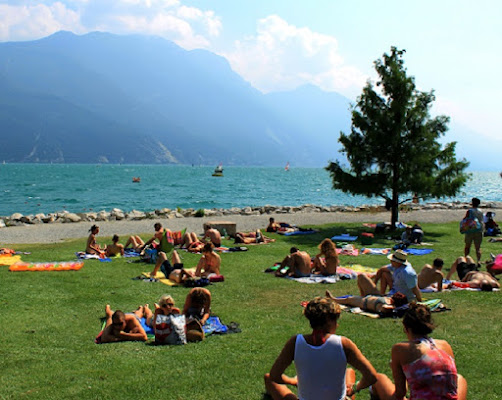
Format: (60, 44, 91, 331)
(1, 221, 501, 399)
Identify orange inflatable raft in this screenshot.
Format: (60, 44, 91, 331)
(9, 261, 84, 272)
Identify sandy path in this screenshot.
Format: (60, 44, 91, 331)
(2, 208, 494, 244)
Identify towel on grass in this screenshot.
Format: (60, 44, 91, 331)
(331, 234, 358, 241)
(75, 252, 111, 262)
(336, 247, 359, 256)
(279, 229, 318, 236)
(404, 248, 434, 256)
(0, 255, 22, 266)
(140, 268, 198, 286)
(361, 248, 391, 255)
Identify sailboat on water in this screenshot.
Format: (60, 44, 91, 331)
(284, 162, 290, 172)
(212, 163, 224, 177)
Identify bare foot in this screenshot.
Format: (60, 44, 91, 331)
(154, 303, 160, 309)
(105, 304, 113, 317)
(325, 290, 335, 299)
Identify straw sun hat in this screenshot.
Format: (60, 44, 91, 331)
(387, 249, 408, 265)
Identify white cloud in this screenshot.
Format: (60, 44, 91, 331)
(0, 1, 220, 50)
(0, 3, 84, 41)
(222, 15, 366, 96)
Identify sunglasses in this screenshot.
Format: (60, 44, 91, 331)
(163, 303, 174, 307)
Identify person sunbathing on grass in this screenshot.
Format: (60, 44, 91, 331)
(312, 238, 339, 276)
(264, 295, 377, 400)
(234, 230, 275, 244)
(86, 225, 106, 256)
(460, 270, 500, 291)
(275, 247, 312, 278)
(326, 290, 408, 315)
(124, 235, 145, 252)
(194, 243, 221, 278)
(105, 235, 124, 257)
(101, 305, 148, 343)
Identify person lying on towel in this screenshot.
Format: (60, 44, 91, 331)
(326, 290, 408, 315)
(101, 305, 148, 343)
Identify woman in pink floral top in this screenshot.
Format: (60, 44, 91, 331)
(371, 303, 467, 400)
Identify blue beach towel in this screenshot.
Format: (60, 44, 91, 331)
(331, 234, 358, 241)
(404, 248, 434, 256)
(203, 316, 228, 335)
(283, 229, 317, 236)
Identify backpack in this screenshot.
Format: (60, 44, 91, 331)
(460, 210, 482, 234)
(154, 314, 186, 345)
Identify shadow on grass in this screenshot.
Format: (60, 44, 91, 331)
(276, 224, 448, 248)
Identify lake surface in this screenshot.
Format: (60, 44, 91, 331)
(0, 164, 500, 216)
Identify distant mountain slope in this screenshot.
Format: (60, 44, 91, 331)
(0, 31, 351, 166)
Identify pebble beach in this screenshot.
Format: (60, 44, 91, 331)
(3, 205, 501, 244)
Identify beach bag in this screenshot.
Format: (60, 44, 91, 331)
(154, 314, 186, 345)
(460, 210, 482, 234)
(184, 277, 210, 288)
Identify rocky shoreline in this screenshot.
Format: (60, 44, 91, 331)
(2, 201, 502, 228)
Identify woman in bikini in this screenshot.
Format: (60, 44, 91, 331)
(86, 225, 106, 256)
(312, 238, 339, 276)
(371, 303, 467, 400)
(326, 290, 408, 315)
(194, 243, 221, 278)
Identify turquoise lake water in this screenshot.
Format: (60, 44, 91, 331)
(0, 164, 500, 216)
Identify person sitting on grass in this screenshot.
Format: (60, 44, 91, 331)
(194, 243, 221, 278)
(105, 234, 124, 257)
(326, 289, 408, 315)
(86, 225, 106, 256)
(370, 303, 467, 400)
(275, 247, 312, 278)
(358, 250, 422, 302)
(312, 238, 339, 276)
(266, 217, 293, 233)
(264, 295, 378, 400)
(234, 230, 275, 244)
(202, 224, 222, 247)
(183, 288, 211, 342)
(150, 295, 181, 332)
(101, 305, 148, 343)
(418, 258, 450, 292)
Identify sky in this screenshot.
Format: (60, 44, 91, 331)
(1, 0, 501, 167)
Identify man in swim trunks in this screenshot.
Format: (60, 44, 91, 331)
(358, 250, 422, 302)
(445, 256, 478, 281)
(418, 258, 449, 291)
(101, 305, 148, 343)
(202, 224, 222, 247)
(275, 247, 312, 278)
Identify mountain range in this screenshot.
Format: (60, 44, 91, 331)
(0, 31, 351, 167)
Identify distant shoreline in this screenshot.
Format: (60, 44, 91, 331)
(2, 203, 501, 245)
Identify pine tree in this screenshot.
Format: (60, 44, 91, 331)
(326, 47, 470, 228)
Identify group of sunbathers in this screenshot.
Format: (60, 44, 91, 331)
(101, 287, 211, 343)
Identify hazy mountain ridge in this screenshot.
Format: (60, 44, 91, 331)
(0, 31, 351, 166)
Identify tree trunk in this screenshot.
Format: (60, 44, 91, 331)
(390, 190, 399, 231)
